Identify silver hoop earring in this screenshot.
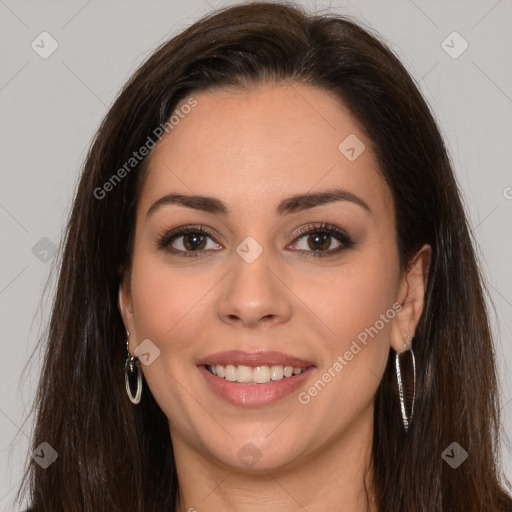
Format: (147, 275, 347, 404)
(395, 347, 416, 432)
(125, 337, 142, 405)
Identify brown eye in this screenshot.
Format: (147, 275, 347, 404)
(288, 223, 354, 257)
(292, 231, 342, 253)
(157, 226, 222, 257)
(180, 232, 208, 251)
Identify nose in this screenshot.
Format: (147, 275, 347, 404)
(216, 246, 293, 329)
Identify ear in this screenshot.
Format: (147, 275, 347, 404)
(118, 274, 137, 355)
(390, 243, 431, 354)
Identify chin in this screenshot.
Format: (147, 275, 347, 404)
(204, 431, 308, 473)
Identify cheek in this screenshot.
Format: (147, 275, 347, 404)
(304, 247, 399, 348)
(304, 242, 399, 400)
(129, 250, 208, 357)
(128, 251, 210, 421)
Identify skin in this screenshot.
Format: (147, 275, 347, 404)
(119, 81, 431, 512)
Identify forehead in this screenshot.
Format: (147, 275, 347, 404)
(137, 82, 393, 221)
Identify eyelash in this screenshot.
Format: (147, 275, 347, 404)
(156, 223, 354, 258)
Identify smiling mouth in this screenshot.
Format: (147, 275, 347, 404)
(205, 363, 313, 384)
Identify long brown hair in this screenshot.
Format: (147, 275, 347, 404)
(16, 1, 512, 510)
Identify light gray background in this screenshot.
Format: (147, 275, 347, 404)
(1, 0, 511, 509)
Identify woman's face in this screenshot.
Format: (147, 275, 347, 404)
(119, 82, 429, 472)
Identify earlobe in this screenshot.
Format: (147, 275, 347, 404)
(390, 302, 415, 354)
(390, 244, 431, 353)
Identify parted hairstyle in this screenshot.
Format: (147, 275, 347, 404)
(16, 1, 512, 510)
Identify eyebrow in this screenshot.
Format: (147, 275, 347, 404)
(146, 187, 371, 218)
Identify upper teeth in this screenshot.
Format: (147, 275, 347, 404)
(208, 364, 305, 384)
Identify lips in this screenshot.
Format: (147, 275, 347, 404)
(197, 350, 316, 406)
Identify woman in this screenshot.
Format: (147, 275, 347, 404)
(16, 1, 512, 510)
